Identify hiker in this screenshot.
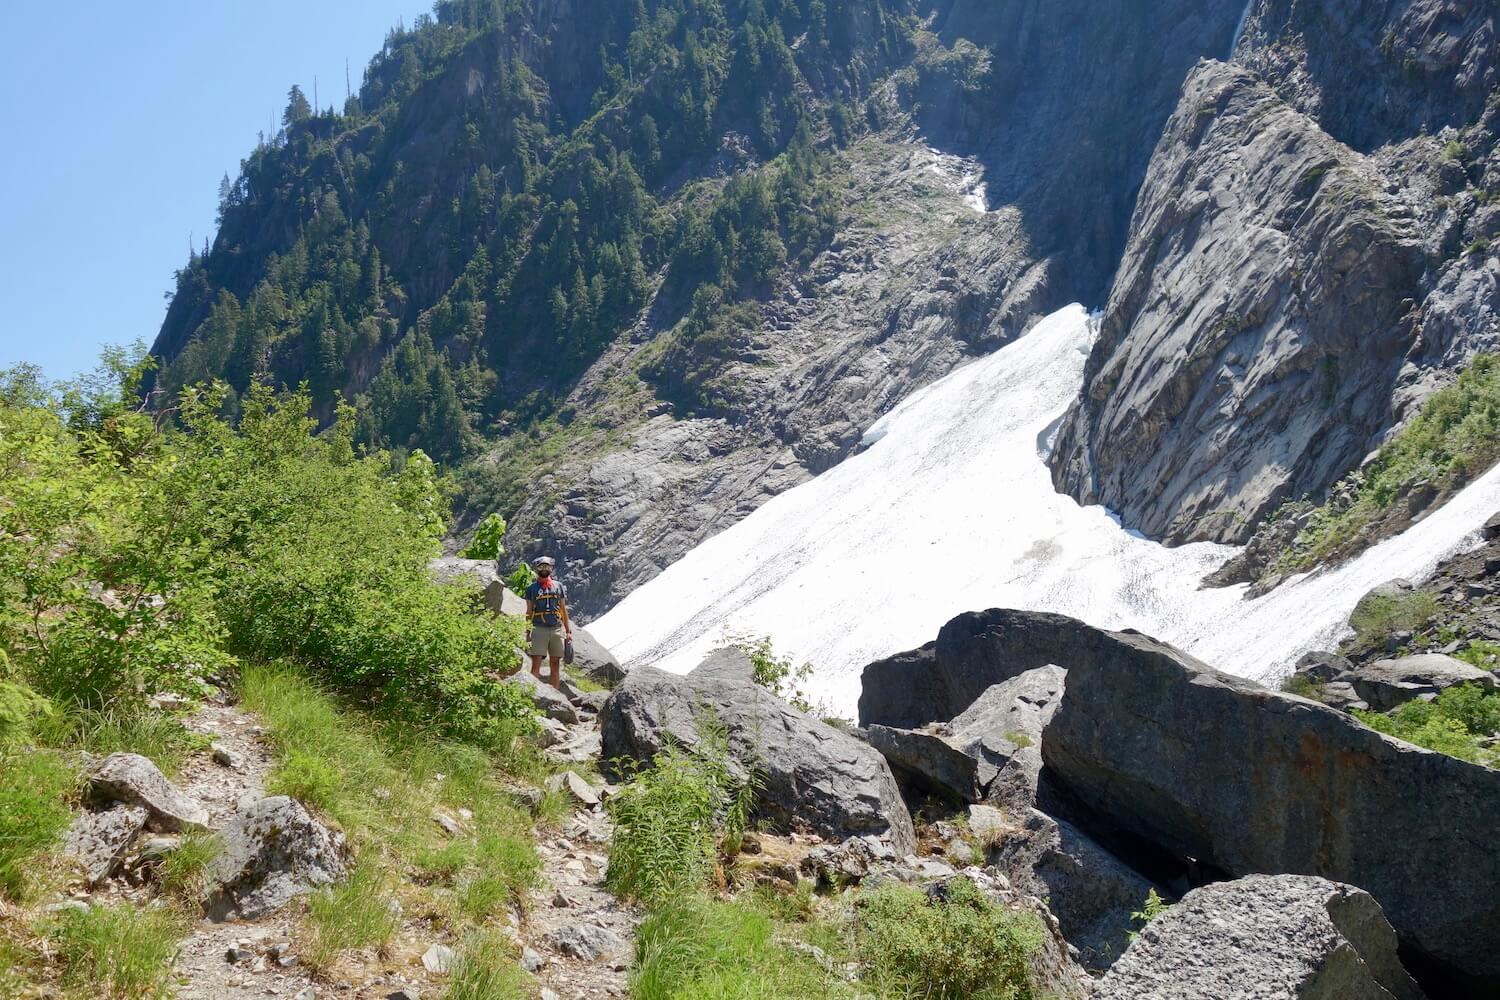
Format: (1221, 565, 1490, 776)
(524, 556, 572, 690)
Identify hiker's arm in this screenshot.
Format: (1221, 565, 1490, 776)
(525, 600, 533, 639)
(561, 597, 572, 636)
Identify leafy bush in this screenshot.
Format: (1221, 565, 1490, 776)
(0, 679, 52, 749)
(1129, 888, 1169, 941)
(855, 877, 1042, 1000)
(505, 562, 537, 596)
(461, 512, 507, 560)
(46, 903, 185, 1000)
(630, 895, 849, 1000)
(0, 750, 75, 900)
(1457, 639, 1500, 670)
(1282, 354, 1500, 572)
(727, 633, 815, 713)
(1355, 684, 1500, 765)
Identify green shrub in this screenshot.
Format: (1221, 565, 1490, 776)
(461, 512, 507, 560)
(607, 743, 729, 908)
(303, 863, 401, 970)
(1282, 354, 1500, 572)
(1348, 590, 1439, 647)
(1457, 639, 1500, 670)
(726, 633, 815, 713)
(855, 877, 1042, 1000)
(1280, 673, 1326, 701)
(444, 929, 529, 1000)
(505, 562, 537, 596)
(0, 749, 75, 900)
(630, 895, 849, 1000)
(0, 680, 52, 749)
(46, 903, 185, 1000)
(1355, 684, 1500, 765)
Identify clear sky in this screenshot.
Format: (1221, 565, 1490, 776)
(0, 1, 427, 382)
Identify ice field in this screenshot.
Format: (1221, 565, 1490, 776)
(591, 305, 1500, 716)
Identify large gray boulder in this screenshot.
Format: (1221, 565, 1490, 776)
(427, 556, 526, 617)
(1095, 874, 1425, 1000)
(602, 649, 915, 855)
(503, 670, 579, 724)
(990, 609, 1500, 991)
(570, 627, 626, 687)
(86, 753, 208, 833)
(1349, 653, 1498, 712)
(204, 796, 350, 921)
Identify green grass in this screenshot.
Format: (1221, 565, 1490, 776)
(45, 903, 185, 1000)
(1280, 354, 1500, 572)
(33, 706, 208, 780)
(855, 877, 1042, 1000)
(156, 831, 223, 904)
(1457, 639, 1500, 670)
(1355, 684, 1500, 766)
(630, 895, 852, 1000)
(239, 661, 550, 968)
(443, 929, 529, 1000)
(303, 862, 402, 971)
(0, 749, 76, 901)
(1280, 673, 1326, 701)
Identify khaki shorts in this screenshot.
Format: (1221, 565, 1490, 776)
(528, 626, 564, 658)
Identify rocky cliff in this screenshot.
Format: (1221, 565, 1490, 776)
(1052, 0, 1500, 544)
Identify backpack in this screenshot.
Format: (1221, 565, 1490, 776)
(527, 579, 565, 627)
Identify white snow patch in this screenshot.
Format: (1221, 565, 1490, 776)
(920, 146, 989, 214)
(591, 306, 1500, 717)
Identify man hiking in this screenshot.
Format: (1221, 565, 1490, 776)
(524, 556, 572, 690)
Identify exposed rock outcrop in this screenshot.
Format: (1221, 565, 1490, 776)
(601, 648, 915, 855)
(87, 753, 209, 833)
(1031, 612, 1500, 992)
(204, 796, 351, 921)
(1346, 653, 1497, 711)
(505, 670, 580, 725)
(427, 556, 527, 617)
(63, 804, 149, 887)
(1050, 60, 1426, 544)
(1095, 874, 1426, 1000)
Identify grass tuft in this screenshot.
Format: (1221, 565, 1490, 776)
(156, 831, 223, 904)
(33, 707, 207, 779)
(46, 903, 185, 1000)
(0, 750, 76, 901)
(303, 862, 401, 970)
(443, 928, 529, 1000)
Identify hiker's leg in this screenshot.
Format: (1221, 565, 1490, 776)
(548, 655, 562, 690)
(530, 654, 544, 678)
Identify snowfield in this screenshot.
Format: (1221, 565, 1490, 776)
(591, 306, 1500, 717)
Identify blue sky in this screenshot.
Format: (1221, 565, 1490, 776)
(0, 1, 426, 382)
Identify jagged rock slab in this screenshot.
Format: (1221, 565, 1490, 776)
(865, 724, 987, 804)
(1348, 653, 1498, 711)
(1018, 610, 1500, 990)
(204, 796, 350, 921)
(569, 627, 625, 686)
(87, 752, 208, 833)
(602, 648, 915, 855)
(64, 804, 148, 886)
(1095, 874, 1425, 1000)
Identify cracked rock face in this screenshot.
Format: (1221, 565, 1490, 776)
(64, 804, 149, 886)
(204, 796, 350, 921)
(1095, 874, 1425, 1000)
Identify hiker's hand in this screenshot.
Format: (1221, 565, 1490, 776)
(525, 630, 532, 641)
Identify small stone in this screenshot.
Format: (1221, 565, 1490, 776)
(540, 990, 560, 1000)
(521, 946, 544, 972)
(41, 900, 90, 916)
(432, 810, 464, 836)
(293, 988, 317, 1000)
(421, 943, 456, 974)
(457, 807, 473, 822)
(277, 954, 299, 969)
(547, 770, 602, 806)
(226, 945, 253, 963)
(251, 955, 268, 973)
(211, 743, 244, 770)
(552, 889, 575, 908)
(385, 990, 421, 1000)
(546, 923, 626, 961)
